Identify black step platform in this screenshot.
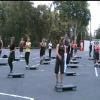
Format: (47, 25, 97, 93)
(0, 63, 8, 66)
(41, 61, 50, 65)
(98, 61, 100, 63)
(55, 85, 77, 92)
(88, 58, 94, 60)
(94, 64, 100, 68)
(65, 72, 76, 76)
(70, 61, 79, 64)
(14, 58, 20, 61)
(44, 58, 50, 61)
(20, 56, 25, 59)
(71, 58, 76, 61)
(51, 57, 56, 59)
(26, 66, 39, 70)
(8, 73, 24, 78)
(67, 64, 79, 68)
(74, 56, 81, 59)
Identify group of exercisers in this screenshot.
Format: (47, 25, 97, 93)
(0, 36, 31, 73)
(0, 36, 53, 73)
(0, 35, 79, 87)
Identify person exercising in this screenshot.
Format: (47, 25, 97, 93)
(0, 36, 3, 57)
(19, 37, 25, 58)
(8, 37, 16, 73)
(48, 41, 52, 58)
(40, 38, 47, 64)
(55, 37, 66, 87)
(66, 39, 71, 66)
(25, 37, 31, 68)
(72, 40, 77, 57)
(64, 38, 71, 72)
(89, 41, 92, 57)
(94, 41, 99, 65)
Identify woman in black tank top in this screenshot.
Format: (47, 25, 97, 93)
(55, 37, 66, 87)
(40, 38, 47, 64)
(8, 37, 16, 73)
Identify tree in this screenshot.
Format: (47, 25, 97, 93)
(0, 1, 35, 46)
(95, 26, 100, 39)
(53, 1, 91, 43)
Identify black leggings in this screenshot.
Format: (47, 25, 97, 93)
(89, 49, 92, 57)
(0, 50, 2, 56)
(40, 48, 45, 57)
(70, 48, 73, 58)
(66, 53, 70, 64)
(25, 52, 30, 65)
(49, 49, 51, 58)
(8, 51, 15, 72)
(95, 52, 99, 60)
(55, 57, 64, 74)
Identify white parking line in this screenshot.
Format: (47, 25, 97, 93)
(95, 67, 98, 77)
(0, 92, 34, 100)
(32, 63, 40, 67)
(32, 57, 40, 60)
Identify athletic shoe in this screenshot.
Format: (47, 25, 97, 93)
(59, 83, 63, 88)
(26, 65, 29, 68)
(95, 63, 98, 65)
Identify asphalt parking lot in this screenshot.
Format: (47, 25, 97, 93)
(0, 49, 100, 100)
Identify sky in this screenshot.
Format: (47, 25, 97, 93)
(31, 1, 100, 36)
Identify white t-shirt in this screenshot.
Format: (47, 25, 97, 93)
(48, 42, 52, 49)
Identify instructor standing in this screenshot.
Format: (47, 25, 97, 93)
(55, 37, 66, 87)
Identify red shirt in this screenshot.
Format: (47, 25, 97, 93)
(72, 43, 77, 48)
(94, 45, 99, 52)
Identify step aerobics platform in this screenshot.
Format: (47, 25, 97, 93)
(55, 84, 77, 92)
(26, 66, 39, 70)
(94, 64, 100, 68)
(70, 60, 79, 64)
(41, 61, 50, 65)
(51, 57, 56, 59)
(67, 64, 79, 68)
(71, 58, 76, 61)
(88, 58, 94, 60)
(74, 56, 81, 59)
(0, 63, 8, 66)
(65, 72, 76, 76)
(8, 73, 24, 78)
(44, 58, 51, 61)
(14, 58, 20, 61)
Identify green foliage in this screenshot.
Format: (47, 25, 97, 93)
(95, 27, 100, 39)
(0, 1, 91, 47)
(53, 1, 90, 42)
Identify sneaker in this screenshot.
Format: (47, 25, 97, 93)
(55, 81, 59, 87)
(40, 60, 43, 64)
(95, 63, 98, 65)
(26, 65, 29, 68)
(8, 71, 13, 75)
